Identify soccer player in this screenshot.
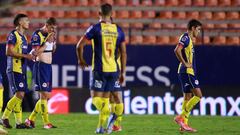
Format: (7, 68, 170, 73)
(0, 74, 8, 134)
(2, 13, 34, 129)
(174, 19, 202, 132)
(25, 17, 57, 129)
(76, 3, 127, 134)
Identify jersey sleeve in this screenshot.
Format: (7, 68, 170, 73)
(84, 25, 95, 40)
(118, 27, 125, 43)
(31, 32, 41, 46)
(178, 35, 190, 48)
(6, 32, 16, 46)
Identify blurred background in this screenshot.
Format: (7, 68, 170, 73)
(0, 0, 239, 116)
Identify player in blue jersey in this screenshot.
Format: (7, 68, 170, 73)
(1, 14, 34, 129)
(25, 17, 57, 129)
(174, 19, 202, 132)
(76, 3, 127, 134)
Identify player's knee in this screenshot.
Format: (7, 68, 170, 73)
(15, 92, 25, 99)
(92, 97, 103, 111)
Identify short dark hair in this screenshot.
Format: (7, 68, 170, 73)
(46, 17, 57, 25)
(100, 3, 112, 16)
(187, 19, 202, 30)
(13, 14, 28, 26)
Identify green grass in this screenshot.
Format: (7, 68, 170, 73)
(5, 113, 240, 135)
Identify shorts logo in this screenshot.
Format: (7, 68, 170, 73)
(42, 83, 47, 88)
(195, 80, 199, 85)
(19, 82, 24, 88)
(184, 83, 190, 87)
(94, 80, 103, 88)
(114, 81, 121, 88)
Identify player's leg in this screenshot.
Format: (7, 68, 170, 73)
(0, 78, 8, 134)
(182, 93, 192, 124)
(92, 91, 106, 133)
(39, 91, 56, 129)
(25, 62, 39, 128)
(2, 72, 26, 129)
(111, 91, 123, 132)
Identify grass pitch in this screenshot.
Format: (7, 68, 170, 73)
(6, 113, 240, 135)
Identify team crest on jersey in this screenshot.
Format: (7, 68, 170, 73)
(33, 35, 38, 41)
(42, 83, 48, 88)
(94, 80, 103, 88)
(195, 80, 199, 85)
(19, 82, 24, 88)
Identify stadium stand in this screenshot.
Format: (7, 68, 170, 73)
(0, 0, 239, 45)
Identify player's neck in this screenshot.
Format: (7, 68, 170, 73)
(16, 26, 25, 35)
(99, 17, 112, 23)
(187, 31, 194, 40)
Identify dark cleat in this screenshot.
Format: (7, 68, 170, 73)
(2, 119, 12, 129)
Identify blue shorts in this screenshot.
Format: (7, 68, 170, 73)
(178, 73, 200, 93)
(33, 61, 52, 92)
(7, 72, 28, 93)
(90, 71, 121, 92)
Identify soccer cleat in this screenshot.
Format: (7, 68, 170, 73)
(44, 123, 57, 129)
(182, 124, 197, 133)
(174, 115, 185, 127)
(2, 119, 12, 129)
(112, 125, 122, 132)
(0, 127, 8, 135)
(25, 119, 35, 128)
(16, 123, 30, 129)
(95, 127, 105, 134)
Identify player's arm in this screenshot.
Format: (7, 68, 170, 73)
(76, 36, 89, 70)
(32, 32, 55, 56)
(119, 41, 127, 84)
(6, 45, 34, 60)
(174, 44, 192, 68)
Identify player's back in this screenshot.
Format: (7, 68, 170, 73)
(85, 21, 125, 73)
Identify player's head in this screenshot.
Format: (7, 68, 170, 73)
(99, 3, 112, 18)
(187, 19, 202, 37)
(45, 17, 57, 33)
(13, 14, 29, 29)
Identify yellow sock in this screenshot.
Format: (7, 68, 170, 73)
(110, 103, 116, 114)
(181, 96, 200, 119)
(181, 100, 188, 124)
(29, 100, 41, 121)
(92, 97, 103, 111)
(114, 103, 123, 126)
(99, 98, 109, 128)
(0, 88, 3, 112)
(13, 99, 23, 124)
(40, 99, 49, 125)
(2, 96, 21, 119)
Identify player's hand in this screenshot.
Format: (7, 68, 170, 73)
(46, 32, 56, 43)
(119, 73, 125, 84)
(184, 62, 192, 68)
(24, 54, 35, 61)
(78, 60, 88, 70)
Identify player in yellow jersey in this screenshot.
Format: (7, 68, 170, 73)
(25, 17, 57, 129)
(174, 19, 202, 132)
(76, 3, 127, 134)
(1, 14, 34, 129)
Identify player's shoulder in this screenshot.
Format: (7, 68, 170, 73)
(179, 32, 190, 42)
(7, 30, 17, 40)
(32, 29, 41, 36)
